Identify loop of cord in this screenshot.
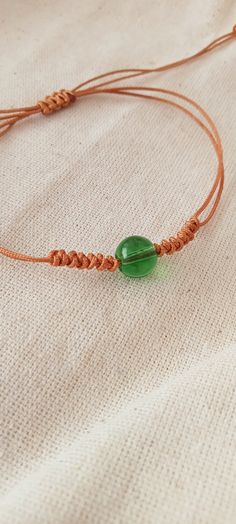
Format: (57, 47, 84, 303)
(38, 90, 76, 115)
(48, 250, 120, 271)
(155, 216, 200, 256)
(0, 25, 235, 271)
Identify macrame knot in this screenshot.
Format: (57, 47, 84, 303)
(154, 216, 200, 256)
(38, 89, 76, 115)
(48, 249, 120, 272)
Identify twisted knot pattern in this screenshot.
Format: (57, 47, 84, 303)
(155, 216, 200, 256)
(48, 250, 120, 272)
(38, 90, 76, 115)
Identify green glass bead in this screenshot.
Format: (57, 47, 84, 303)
(115, 235, 158, 278)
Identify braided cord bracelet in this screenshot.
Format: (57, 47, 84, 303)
(1, 26, 235, 277)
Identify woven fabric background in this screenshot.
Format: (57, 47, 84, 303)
(0, 1, 236, 523)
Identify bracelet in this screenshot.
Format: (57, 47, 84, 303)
(1, 26, 235, 278)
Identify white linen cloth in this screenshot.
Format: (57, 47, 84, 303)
(0, 1, 236, 523)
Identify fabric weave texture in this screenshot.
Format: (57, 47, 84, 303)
(0, 1, 236, 523)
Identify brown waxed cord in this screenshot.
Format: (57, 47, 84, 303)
(0, 26, 235, 271)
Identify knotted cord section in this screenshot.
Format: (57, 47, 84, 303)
(48, 250, 120, 272)
(154, 216, 200, 256)
(38, 90, 76, 115)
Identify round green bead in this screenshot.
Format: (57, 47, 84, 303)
(115, 235, 158, 278)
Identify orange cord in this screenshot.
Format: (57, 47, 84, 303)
(0, 26, 235, 270)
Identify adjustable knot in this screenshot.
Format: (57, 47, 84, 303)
(38, 89, 76, 115)
(48, 249, 120, 272)
(154, 216, 200, 256)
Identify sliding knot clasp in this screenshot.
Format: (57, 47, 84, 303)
(38, 89, 76, 115)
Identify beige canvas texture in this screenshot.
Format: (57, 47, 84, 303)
(0, 1, 236, 523)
